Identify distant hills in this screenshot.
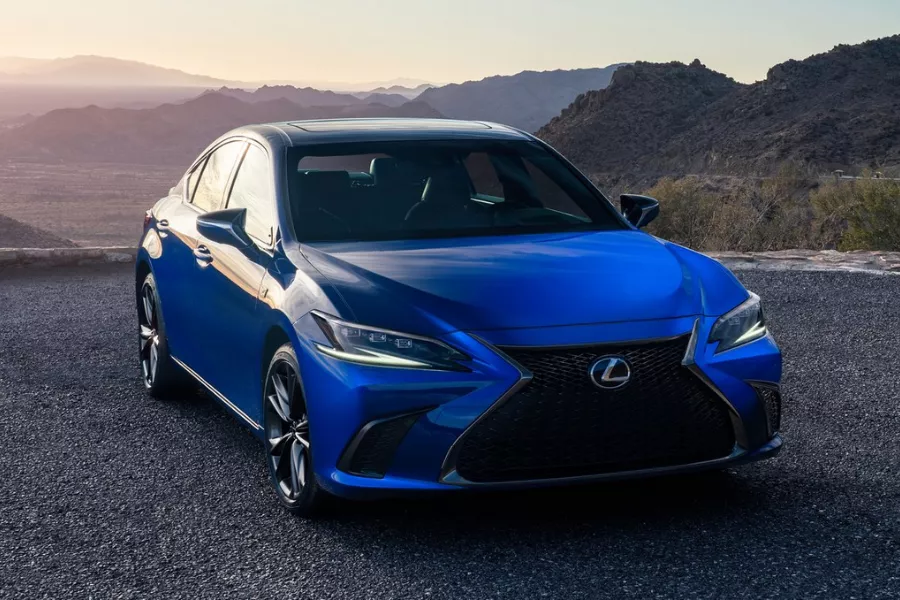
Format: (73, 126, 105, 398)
(211, 86, 368, 107)
(539, 35, 900, 179)
(0, 93, 442, 164)
(362, 84, 433, 99)
(4, 36, 897, 175)
(417, 66, 625, 132)
(0, 55, 230, 87)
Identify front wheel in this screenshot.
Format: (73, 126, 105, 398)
(263, 345, 331, 516)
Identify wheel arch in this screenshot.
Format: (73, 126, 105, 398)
(261, 324, 293, 391)
(135, 258, 152, 304)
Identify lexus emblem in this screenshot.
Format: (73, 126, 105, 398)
(589, 356, 632, 390)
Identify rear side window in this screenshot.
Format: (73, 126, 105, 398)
(185, 158, 207, 201)
(192, 141, 246, 212)
(227, 144, 274, 246)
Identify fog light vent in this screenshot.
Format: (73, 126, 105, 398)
(753, 384, 782, 437)
(339, 410, 429, 478)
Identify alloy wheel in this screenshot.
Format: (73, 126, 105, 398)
(264, 360, 311, 501)
(139, 282, 161, 388)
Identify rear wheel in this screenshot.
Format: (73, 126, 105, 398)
(138, 273, 187, 398)
(263, 345, 331, 516)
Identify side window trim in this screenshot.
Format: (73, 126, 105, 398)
(225, 140, 277, 249)
(185, 157, 209, 205)
(188, 139, 248, 214)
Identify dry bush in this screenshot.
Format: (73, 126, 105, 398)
(811, 177, 900, 250)
(641, 166, 820, 252)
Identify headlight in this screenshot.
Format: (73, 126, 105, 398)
(709, 293, 768, 353)
(311, 311, 469, 371)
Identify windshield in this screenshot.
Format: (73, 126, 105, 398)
(287, 140, 625, 242)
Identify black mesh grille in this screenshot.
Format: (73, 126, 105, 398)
(754, 385, 782, 436)
(341, 413, 423, 478)
(454, 337, 735, 483)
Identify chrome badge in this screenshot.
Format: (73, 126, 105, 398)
(589, 356, 632, 390)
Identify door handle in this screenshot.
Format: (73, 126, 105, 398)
(193, 245, 213, 267)
(156, 219, 170, 237)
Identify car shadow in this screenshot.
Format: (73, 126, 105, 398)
(160, 383, 778, 535)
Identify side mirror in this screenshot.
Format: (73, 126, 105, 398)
(620, 194, 660, 229)
(196, 208, 253, 248)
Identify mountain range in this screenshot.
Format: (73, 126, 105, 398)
(539, 35, 900, 179)
(0, 65, 625, 163)
(418, 66, 624, 133)
(0, 55, 230, 87)
(1, 36, 898, 176)
(0, 93, 442, 164)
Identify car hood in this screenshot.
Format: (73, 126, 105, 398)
(300, 231, 748, 335)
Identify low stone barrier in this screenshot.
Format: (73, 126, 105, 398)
(710, 249, 900, 274)
(0, 247, 137, 269)
(1, 246, 899, 274)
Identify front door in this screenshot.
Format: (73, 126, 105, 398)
(190, 142, 277, 421)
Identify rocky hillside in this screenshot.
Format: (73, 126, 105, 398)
(418, 66, 625, 132)
(0, 94, 443, 165)
(539, 35, 900, 179)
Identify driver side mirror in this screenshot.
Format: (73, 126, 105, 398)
(620, 194, 660, 229)
(196, 208, 253, 249)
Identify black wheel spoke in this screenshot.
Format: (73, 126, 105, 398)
(149, 343, 158, 379)
(290, 439, 305, 497)
(267, 392, 291, 425)
(270, 374, 293, 423)
(269, 432, 293, 455)
(138, 283, 162, 388)
(142, 290, 154, 327)
(264, 357, 311, 504)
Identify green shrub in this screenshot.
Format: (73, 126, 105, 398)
(642, 167, 819, 252)
(810, 178, 900, 250)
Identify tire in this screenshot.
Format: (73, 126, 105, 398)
(262, 344, 332, 516)
(137, 272, 188, 398)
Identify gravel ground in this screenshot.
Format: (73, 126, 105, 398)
(0, 264, 898, 599)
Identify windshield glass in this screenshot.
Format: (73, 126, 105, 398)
(287, 140, 624, 242)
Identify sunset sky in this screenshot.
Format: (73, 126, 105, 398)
(1, 0, 899, 85)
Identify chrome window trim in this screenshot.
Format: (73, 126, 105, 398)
(172, 356, 262, 431)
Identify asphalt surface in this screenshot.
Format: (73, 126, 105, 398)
(0, 264, 898, 599)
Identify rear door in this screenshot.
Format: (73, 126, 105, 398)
(151, 155, 210, 359)
(166, 140, 247, 371)
(190, 141, 276, 418)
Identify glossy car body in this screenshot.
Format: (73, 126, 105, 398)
(136, 119, 782, 507)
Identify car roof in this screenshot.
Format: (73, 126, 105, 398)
(233, 118, 534, 147)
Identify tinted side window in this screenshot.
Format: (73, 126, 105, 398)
(192, 142, 246, 212)
(227, 145, 274, 245)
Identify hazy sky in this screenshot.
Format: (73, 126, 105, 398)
(1, 0, 899, 84)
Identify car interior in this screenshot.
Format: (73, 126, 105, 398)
(289, 151, 599, 242)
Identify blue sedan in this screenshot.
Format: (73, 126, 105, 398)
(136, 118, 782, 516)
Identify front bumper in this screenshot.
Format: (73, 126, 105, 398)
(292, 313, 782, 500)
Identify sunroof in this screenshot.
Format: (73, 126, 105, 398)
(291, 119, 493, 132)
